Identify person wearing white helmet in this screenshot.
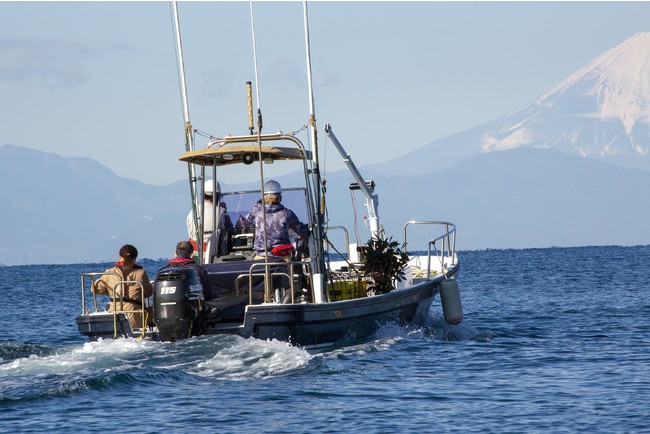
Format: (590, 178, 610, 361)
(239, 179, 309, 258)
(186, 179, 233, 259)
(264, 180, 282, 195)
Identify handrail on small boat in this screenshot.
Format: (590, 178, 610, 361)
(208, 132, 305, 149)
(235, 272, 292, 304)
(324, 225, 351, 259)
(80, 272, 149, 337)
(403, 220, 457, 279)
(234, 260, 312, 305)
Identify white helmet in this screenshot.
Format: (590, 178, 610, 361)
(204, 179, 221, 196)
(264, 180, 282, 194)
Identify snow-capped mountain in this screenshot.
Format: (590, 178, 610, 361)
(367, 32, 650, 175)
(483, 32, 650, 165)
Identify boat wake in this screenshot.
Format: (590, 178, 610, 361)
(191, 335, 313, 380)
(1, 310, 480, 403)
(422, 311, 483, 342)
(317, 311, 482, 361)
(0, 336, 313, 402)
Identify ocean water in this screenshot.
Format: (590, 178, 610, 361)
(1, 246, 649, 433)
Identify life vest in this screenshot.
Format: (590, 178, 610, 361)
(189, 239, 208, 253)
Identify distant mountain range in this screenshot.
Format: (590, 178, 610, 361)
(2, 33, 650, 265)
(0, 144, 189, 266)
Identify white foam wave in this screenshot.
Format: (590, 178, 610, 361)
(0, 338, 156, 376)
(192, 337, 312, 380)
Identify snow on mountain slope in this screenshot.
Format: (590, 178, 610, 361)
(366, 32, 650, 175)
(483, 32, 650, 162)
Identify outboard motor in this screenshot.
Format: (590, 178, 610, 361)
(153, 268, 205, 341)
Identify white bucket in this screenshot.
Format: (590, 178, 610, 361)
(440, 279, 463, 325)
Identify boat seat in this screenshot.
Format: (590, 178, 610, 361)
(204, 232, 218, 264)
(211, 228, 255, 263)
(218, 254, 249, 262)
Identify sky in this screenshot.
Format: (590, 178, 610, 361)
(2, 1, 650, 186)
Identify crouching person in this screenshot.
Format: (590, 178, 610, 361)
(93, 244, 154, 329)
(159, 241, 212, 299)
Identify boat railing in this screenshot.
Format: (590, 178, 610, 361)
(80, 272, 149, 337)
(403, 220, 457, 279)
(234, 260, 312, 305)
(324, 225, 351, 259)
(207, 131, 307, 151)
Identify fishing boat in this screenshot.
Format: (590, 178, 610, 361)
(75, 2, 463, 350)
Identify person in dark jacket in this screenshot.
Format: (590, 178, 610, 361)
(239, 180, 309, 259)
(159, 241, 212, 299)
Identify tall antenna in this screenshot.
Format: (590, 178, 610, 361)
(303, 1, 326, 276)
(249, 2, 263, 133)
(171, 1, 193, 153)
(249, 1, 271, 299)
(171, 1, 201, 261)
(303, 1, 318, 162)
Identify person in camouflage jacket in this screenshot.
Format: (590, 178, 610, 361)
(240, 180, 309, 258)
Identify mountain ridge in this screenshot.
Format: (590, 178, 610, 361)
(1, 143, 649, 265)
(4, 32, 650, 265)
(367, 32, 650, 176)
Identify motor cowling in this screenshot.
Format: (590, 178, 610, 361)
(153, 268, 205, 341)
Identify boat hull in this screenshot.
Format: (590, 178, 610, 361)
(205, 278, 440, 348)
(75, 269, 455, 348)
(75, 313, 135, 339)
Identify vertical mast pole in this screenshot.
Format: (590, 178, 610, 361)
(249, 2, 272, 301)
(303, 1, 322, 216)
(172, 1, 193, 153)
(172, 1, 201, 261)
(303, 1, 319, 167)
(303, 1, 327, 299)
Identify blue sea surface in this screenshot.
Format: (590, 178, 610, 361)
(1, 246, 649, 433)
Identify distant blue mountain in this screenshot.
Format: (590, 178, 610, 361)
(374, 147, 650, 250)
(1, 143, 649, 265)
(0, 144, 189, 265)
(324, 147, 650, 253)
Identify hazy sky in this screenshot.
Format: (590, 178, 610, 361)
(2, 1, 650, 185)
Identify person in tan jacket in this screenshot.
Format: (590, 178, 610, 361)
(93, 244, 154, 330)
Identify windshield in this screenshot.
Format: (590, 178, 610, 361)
(220, 187, 309, 226)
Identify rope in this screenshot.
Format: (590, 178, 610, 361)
(288, 124, 308, 136)
(136, 309, 149, 340)
(194, 129, 218, 140)
(410, 266, 438, 278)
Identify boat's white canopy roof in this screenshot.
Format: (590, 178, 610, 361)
(179, 134, 312, 167)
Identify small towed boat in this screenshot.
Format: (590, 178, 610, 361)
(75, 2, 464, 350)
